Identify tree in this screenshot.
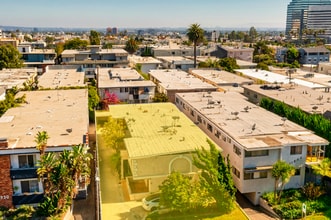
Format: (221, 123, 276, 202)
(152, 93, 168, 102)
(35, 131, 50, 155)
(89, 30, 101, 45)
(0, 44, 24, 70)
(37, 145, 92, 217)
(219, 57, 239, 73)
(271, 160, 295, 202)
(285, 47, 299, 64)
(124, 37, 139, 54)
(312, 158, 331, 187)
(88, 85, 100, 111)
(101, 116, 126, 152)
(248, 26, 258, 42)
(193, 139, 236, 212)
(187, 23, 204, 68)
(198, 58, 220, 68)
(63, 38, 88, 50)
(159, 172, 195, 212)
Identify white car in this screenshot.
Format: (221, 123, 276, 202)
(142, 193, 161, 211)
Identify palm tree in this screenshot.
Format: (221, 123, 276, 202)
(187, 23, 204, 68)
(35, 130, 49, 155)
(271, 160, 295, 203)
(312, 158, 331, 187)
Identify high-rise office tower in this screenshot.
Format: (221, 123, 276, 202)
(285, 0, 331, 37)
(307, 5, 331, 42)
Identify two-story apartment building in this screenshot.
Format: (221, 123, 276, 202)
(97, 68, 155, 103)
(210, 45, 254, 62)
(149, 69, 217, 103)
(0, 89, 89, 208)
(299, 47, 330, 65)
(61, 45, 129, 79)
(175, 91, 328, 205)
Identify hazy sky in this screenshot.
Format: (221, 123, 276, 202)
(1, 0, 291, 29)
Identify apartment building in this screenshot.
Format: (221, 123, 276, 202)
(149, 69, 217, 103)
(0, 89, 89, 208)
(210, 45, 254, 62)
(0, 68, 38, 90)
(128, 55, 162, 73)
(175, 91, 328, 205)
(96, 103, 216, 200)
(61, 45, 129, 79)
(17, 44, 56, 73)
(97, 68, 155, 103)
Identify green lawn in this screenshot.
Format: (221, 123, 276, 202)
(146, 204, 248, 220)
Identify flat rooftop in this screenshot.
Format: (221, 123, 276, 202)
(98, 68, 155, 88)
(38, 66, 86, 89)
(129, 55, 162, 64)
(157, 56, 194, 64)
(190, 69, 253, 86)
(176, 91, 328, 150)
(96, 103, 214, 159)
(0, 68, 37, 89)
(149, 69, 216, 91)
(0, 89, 88, 150)
(243, 84, 331, 114)
(236, 69, 326, 89)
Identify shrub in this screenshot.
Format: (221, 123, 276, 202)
(302, 182, 325, 200)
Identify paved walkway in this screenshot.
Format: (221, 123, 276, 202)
(236, 193, 278, 220)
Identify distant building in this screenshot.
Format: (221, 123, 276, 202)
(210, 45, 254, 62)
(112, 27, 118, 35)
(0, 38, 19, 47)
(307, 5, 331, 43)
(17, 44, 56, 73)
(157, 56, 195, 71)
(285, 0, 331, 37)
(128, 55, 162, 73)
(61, 45, 129, 79)
(299, 46, 330, 65)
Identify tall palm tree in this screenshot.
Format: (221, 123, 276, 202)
(187, 23, 204, 68)
(35, 130, 50, 155)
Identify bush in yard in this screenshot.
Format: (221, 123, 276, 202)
(302, 182, 325, 200)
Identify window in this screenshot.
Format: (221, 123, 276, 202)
(18, 155, 35, 168)
(197, 115, 202, 123)
(232, 167, 240, 178)
(227, 137, 232, 144)
(207, 123, 213, 132)
(215, 130, 220, 138)
(21, 180, 39, 193)
(290, 146, 302, 155)
(254, 94, 258, 99)
(233, 145, 241, 156)
(245, 150, 268, 157)
(295, 168, 301, 176)
(244, 171, 267, 180)
(244, 172, 253, 180)
(190, 109, 195, 117)
(125, 88, 129, 93)
(120, 88, 124, 93)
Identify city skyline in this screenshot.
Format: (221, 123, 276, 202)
(1, 0, 291, 30)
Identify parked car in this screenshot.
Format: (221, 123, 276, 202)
(142, 193, 161, 211)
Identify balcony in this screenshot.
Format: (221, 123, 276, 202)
(306, 145, 325, 164)
(10, 168, 37, 180)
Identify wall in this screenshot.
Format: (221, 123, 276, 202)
(0, 155, 13, 208)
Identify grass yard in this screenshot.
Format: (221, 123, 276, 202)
(146, 203, 248, 220)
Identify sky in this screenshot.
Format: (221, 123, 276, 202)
(1, 0, 291, 29)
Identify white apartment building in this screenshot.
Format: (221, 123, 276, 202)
(175, 91, 328, 205)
